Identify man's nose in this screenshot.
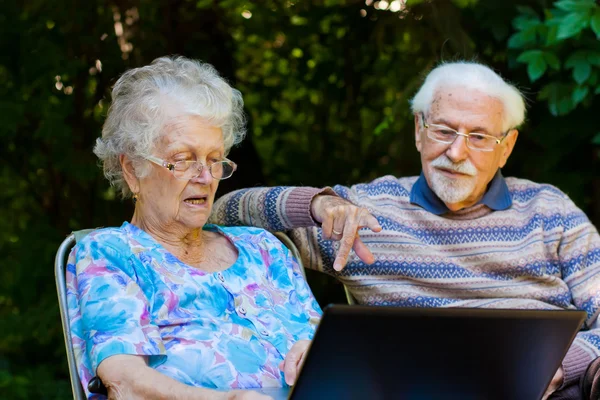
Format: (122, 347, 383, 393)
(445, 135, 469, 163)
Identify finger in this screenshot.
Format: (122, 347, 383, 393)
(331, 219, 345, 240)
(284, 351, 301, 385)
(320, 209, 334, 240)
(333, 215, 360, 271)
(352, 236, 375, 264)
(359, 211, 381, 232)
(278, 361, 284, 370)
(248, 392, 273, 400)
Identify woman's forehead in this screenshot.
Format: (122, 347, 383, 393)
(159, 116, 224, 151)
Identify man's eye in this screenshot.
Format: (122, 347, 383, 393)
(469, 134, 486, 142)
(438, 129, 456, 136)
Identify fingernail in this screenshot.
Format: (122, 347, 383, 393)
(334, 262, 341, 271)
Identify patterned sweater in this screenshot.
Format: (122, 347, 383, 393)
(210, 175, 600, 396)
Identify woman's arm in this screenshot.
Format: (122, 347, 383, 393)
(98, 355, 271, 400)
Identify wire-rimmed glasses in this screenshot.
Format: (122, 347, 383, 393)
(145, 155, 237, 180)
(421, 113, 508, 152)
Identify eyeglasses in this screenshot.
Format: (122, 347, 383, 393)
(145, 155, 237, 180)
(421, 113, 508, 152)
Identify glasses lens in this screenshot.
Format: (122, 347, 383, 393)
(467, 134, 496, 151)
(211, 161, 235, 180)
(428, 127, 457, 143)
(171, 161, 196, 179)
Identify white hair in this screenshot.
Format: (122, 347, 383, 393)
(410, 61, 526, 132)
(94, 56, 246, 198)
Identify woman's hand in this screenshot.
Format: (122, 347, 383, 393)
(279, 340, 311, 385)
(310, 194, 382, 271)
(542, 367, 563, 400)
(225, 390, 273, 400)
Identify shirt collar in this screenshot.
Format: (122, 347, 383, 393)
(409, 169, 512, 215)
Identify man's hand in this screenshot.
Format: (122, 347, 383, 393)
(310, 194, 382, 271)
(278, 340, 311, 385)
(542, 367, 563, 400)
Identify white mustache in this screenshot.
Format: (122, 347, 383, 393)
(431, 156, 477, 176)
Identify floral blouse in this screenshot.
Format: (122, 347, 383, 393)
(66, 222, 322, 398)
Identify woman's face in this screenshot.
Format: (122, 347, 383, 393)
(136, 115, 224, 233)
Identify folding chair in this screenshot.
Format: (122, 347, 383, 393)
(55, 230, 96, 400)
(55, 229, 312, 399)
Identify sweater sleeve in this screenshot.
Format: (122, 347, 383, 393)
(210, 186, 335, 230)
(557, 196, 600, 390)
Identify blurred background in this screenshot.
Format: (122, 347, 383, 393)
(1, 0, 599, 397)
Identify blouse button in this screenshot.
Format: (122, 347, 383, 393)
(239, 307, 246, 315)
(261, 329, 269, 337)
(217, 272, 225, 282)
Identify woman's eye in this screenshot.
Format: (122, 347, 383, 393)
(438, 129, 455, 136)
(469, 134, 486, 141)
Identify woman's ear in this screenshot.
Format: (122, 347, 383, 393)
(120, 154, 140, 194)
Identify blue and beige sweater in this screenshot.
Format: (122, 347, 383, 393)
(210, 173, 600, 396)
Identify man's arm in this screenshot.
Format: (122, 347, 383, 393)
(554, 197, 600, 396)
(210, 186, 331, 231)
(211, 186, 381, 270)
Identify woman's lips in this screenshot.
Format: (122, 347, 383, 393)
(183, 196, 209, 207)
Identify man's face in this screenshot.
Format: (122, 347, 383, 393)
(414, 87, 518, 211)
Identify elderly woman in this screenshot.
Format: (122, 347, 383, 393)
(66, 56, 321, 400)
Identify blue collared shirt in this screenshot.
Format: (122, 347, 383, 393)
(409, 169, 512, 215)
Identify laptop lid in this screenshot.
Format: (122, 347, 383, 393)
(289, 305, 586, 400)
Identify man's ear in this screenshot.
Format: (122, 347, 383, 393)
(120, 154, 140, 194)
(414, 113, 423, 153)
(498, 129, 519, 168)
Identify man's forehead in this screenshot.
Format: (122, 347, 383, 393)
(428, 87, 505, 129)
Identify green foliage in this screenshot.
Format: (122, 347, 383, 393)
(509, 0, 600, 115)
(1, 0, 599, 396)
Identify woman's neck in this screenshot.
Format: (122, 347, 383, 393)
(131, 211, 207, 267)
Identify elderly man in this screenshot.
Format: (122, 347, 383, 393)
(210, 61, 600, 399)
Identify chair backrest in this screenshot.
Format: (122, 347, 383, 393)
(55, 229, 311, 399)
(55, 231, 91, 400)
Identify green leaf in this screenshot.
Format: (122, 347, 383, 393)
(544, 52, 561, 70)
(508, 30, 537, 49)
(516, 5, 540, 18)
(574, 62, 592, 84)
(554, 0, 596, 12)
(592, 132, 600, 145)
(545, 24, 560, 46)
(592, 9, 600, 37)
(512, 15, 540, 31)
(557, 12, 590, 39)
(516, 49, 545, 63)
(572, 85, 589, 104)
(539, 83, 576, 116)
(373, 119, 390, 136)
(588, 51, 600, 67)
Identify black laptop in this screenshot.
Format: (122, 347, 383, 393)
(277, 305, 586, 400)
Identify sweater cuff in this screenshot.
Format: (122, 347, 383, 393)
(284, 187, 336, 227)
(560, 341, 594, 389)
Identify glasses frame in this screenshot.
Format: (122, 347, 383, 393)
(420, 113, 509, 152)
(145, 155, 237, 181)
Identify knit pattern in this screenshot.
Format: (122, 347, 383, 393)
(211, 175, 600, 392)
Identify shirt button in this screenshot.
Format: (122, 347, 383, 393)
(217, 273, 225, 282)
(239, 307, 246, 315)
(261, 329, 269, 337)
